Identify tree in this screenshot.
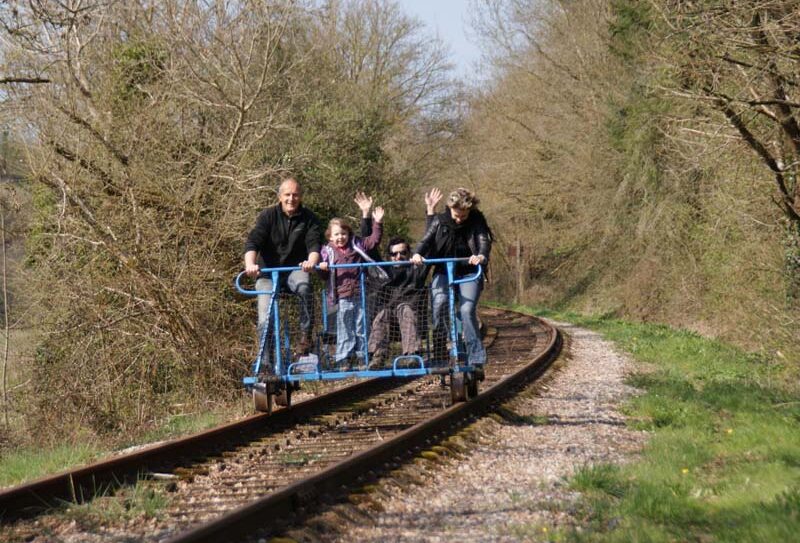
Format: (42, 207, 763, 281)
(275, 0, 454, 232)
(0, 0, 454, 436)
(652, 1, 800, 291)
(0, 0, 317, 432)
(450, 0, 625, 299)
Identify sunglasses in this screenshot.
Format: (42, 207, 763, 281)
(389, 250, 409, 257)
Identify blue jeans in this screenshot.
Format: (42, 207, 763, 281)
(255, 270, 313, 365)
(430, 273, 485, 365)
(335, 296, 365, 362)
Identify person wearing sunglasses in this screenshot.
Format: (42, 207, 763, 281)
(410, 188, 492, 366)
(367, 236, 428, 367)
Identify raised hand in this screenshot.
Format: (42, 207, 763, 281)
(372, 206, 385, 223)
(425, 187, 443, 215)
(354, 191, 373, 218)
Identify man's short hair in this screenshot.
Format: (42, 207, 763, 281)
(387, 236, 408, 249)
(386, 236, 409, 258)
(278, 176, 302, 194)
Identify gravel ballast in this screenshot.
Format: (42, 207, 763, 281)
(287, 320, 649, 542)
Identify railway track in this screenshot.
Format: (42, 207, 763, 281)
(0, 308, 560, 543)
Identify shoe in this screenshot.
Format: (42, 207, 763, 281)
(335, 355, 357, 371)
(349, 354, 365, 370)
(369, 349, 388, 369)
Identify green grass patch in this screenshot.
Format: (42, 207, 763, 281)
(0, 408, 236, 487)
(492, 303, 800, 542)
(0, 440, 102, 488)
(61, 479, 171, 527)
(133, 409, 231, 446)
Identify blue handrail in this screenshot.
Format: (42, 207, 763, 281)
(235, 257, 484, 296)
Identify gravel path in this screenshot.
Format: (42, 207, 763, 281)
(285, 320, 649, 543)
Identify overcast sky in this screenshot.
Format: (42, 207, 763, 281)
(396, 0, 483, 78)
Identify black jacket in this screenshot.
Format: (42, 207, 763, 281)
(414, 210, 492, 276)
(244, 204, 322, 268)
(381, 263, 428, 306)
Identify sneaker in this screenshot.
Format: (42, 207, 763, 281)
(335, 356, 355, 371)
(369, 349, 388, 369)
(349, 354, 365, 370)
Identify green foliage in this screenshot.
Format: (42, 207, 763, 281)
(110, 40, 167, 106)
(608, 0, 653, 63)
(266, 89, 417, 242)
(134, 410, 228, 446)
(466, 0, 798, 365)
(784, 223, 800, 302)
(23, 181, 56, 269)
(297, 103, 397, 219)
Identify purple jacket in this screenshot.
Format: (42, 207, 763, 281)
(319, 222, 382, 304)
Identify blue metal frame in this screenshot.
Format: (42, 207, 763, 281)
(235, 257, 483, 388)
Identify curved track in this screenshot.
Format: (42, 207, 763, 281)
(0, 308, 560, 543)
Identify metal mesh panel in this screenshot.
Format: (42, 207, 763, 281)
(254, 266, 458, 375)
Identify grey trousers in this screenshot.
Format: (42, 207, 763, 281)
(368, 302, 420, 355)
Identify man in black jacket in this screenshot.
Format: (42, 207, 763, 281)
(244, 177, 321, 361)
(367, 237, 427, 366)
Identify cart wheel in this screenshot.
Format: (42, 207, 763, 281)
(450, 371, 467, 404)
(275, 386, 292, 408)
(253, 385, 273, 414)
(467, 372, 479, 398)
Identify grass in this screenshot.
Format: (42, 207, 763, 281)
(0, 408, 236, 488)
(0, 440, 102, 487)
(133, 409, 232, 446)
(493, 303, 800, 542)
(60, 480, 172, 526)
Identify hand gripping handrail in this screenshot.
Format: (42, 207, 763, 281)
(234, 256, 485, 296)
(235, 267, 297, 296)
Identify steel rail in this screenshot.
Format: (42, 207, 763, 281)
(0, 377, 406, 521)
(165, 316, 561, 543)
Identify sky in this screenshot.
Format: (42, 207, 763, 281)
(396, 0, 483, 79)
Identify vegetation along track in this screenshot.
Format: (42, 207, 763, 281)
(0, 308, 560, 542)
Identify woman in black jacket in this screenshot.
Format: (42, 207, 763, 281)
(411, 188, 492, 365)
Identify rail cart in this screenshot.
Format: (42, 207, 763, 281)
(235, 257, 484, 413)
